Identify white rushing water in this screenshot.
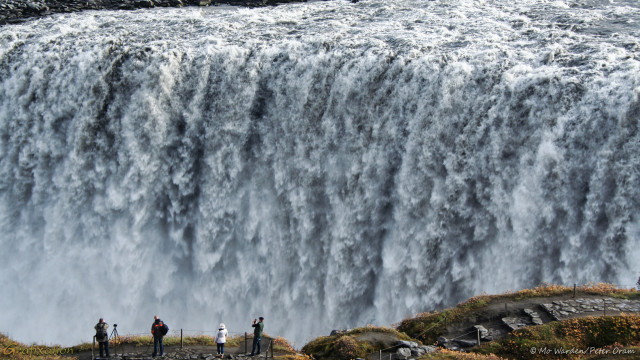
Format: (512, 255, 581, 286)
(1, 0, 639, 347)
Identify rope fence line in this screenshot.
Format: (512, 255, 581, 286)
(105, 329, 246, 338)
(448, 329, 480, 342)
(373, 296, 498, 356)
(373, 320, 442, 355)
(177, 329, 246, 335)
(581, 284, 639, 288)
(98, 327, 276, 359)
(369, 327, 494, 359)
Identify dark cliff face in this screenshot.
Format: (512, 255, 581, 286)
(0, 0, 310, 25)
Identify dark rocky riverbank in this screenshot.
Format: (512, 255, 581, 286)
(0, 0, 311, 25)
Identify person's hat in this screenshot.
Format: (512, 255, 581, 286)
(259, 317, 264, 320)
(219, 323, 226, 329)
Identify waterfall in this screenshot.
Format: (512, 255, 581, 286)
(1, 0, 639, 346)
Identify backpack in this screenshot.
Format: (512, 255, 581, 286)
(96, 324, 107, 339)
(160, 322, 169, 336)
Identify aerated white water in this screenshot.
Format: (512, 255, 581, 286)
(0, 0, 639, 346)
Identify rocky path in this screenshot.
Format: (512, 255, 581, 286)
(0, 0, 307, 25)
(542, 297, 640, 320)
(68, 336, 287, 360)
(438, 295, 640, 352)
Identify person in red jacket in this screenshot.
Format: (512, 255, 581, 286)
(151, 315, 166, 357)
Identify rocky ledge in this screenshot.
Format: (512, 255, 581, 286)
(92, 349, 281, 360)
(0, 0, 309, 25)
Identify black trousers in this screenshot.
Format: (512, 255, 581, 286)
(98, 340, 110, 357)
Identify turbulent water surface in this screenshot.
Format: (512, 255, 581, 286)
(1, 0, 639, 346)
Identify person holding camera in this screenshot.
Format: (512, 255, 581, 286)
(94, 318, 110, 358)
(249, 317, 264, 356)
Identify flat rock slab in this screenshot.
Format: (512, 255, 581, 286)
(502, 317, 529, 331)
(523, 308, 544, 325)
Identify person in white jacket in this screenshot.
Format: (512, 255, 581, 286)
(216, 323, 228, 357)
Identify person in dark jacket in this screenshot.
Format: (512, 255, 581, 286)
(94, 318, 110, 358)
(151, 315, 166, 357)
(249, 317, 264, 356)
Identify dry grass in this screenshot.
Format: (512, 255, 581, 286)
(0, 332, 77, 360)
(271, 336, 297, 354)
(275, 354, 314, 360)
(397, 283, 639, 344)
(420, 349, 507, 359)
(508, 283, 638, 301)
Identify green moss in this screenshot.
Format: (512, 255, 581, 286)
(474, 315, 640, 359)
(348, 326, 415, 340)
(301, 326, 419, 359)
(607, 292, 640, 300)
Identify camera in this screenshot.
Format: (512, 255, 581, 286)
(114, 324, 118, 327)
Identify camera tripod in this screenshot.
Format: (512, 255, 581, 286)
(109, 324, 120, 357)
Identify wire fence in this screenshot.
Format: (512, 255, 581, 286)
(367, 320, 442, 359)
(172, 329, 247, 336)
(589, 283, 640, 289)
(104, 329, 248, 340)
(96, 327, 274, 359)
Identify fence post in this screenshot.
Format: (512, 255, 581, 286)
(603, 299, 606, 316)
(379, 349, 382, 360)
(245, 332, 248, 354)
(264, 340, 269, 359)
(573, 284, 576, 298)
(181, 329, 183, 349)
(477, 328, 481, 346)
(92, 336, 95, 360)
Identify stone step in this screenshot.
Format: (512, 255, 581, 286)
(523, 308, 544, 325)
